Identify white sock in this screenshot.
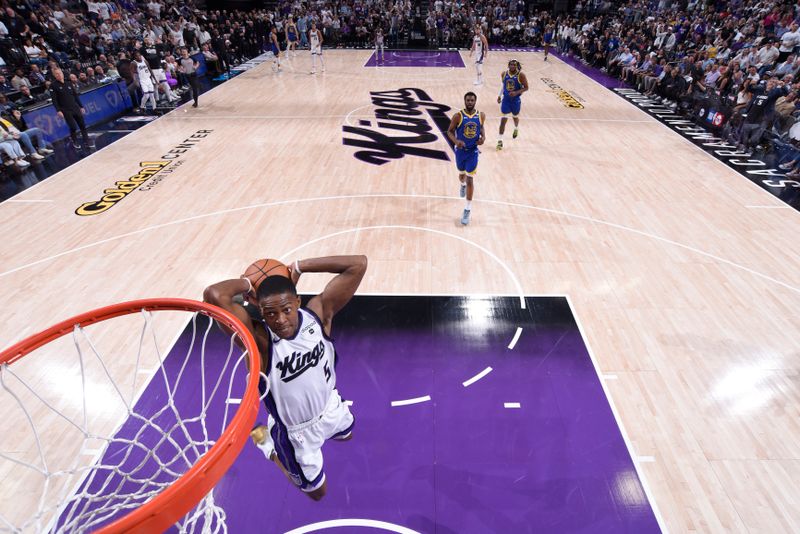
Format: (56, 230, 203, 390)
(498, 133, 504, 141)
(465, 201, 472, 210)
(311, 55, 316, 70)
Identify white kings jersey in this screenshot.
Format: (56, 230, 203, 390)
(473, 35, 484, 62)
(310, 30, 321, 52)
(135, 60, 154, 90)
(263, 308, 336, 426)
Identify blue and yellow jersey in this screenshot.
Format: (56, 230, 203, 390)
(503, 71, 523, 100)
(455, 109, 483, 150)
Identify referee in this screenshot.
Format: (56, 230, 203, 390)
(178, 47, 200, 108)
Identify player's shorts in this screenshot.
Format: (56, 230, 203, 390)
(139, 77, 154, 93)
(152, 68, 166, 83)
(311, 45, 322, 55)
(544, 33, 553, 44)
(475, 51, 485, 64)
(501, 96, 521, 116)
(288, 32, 297, 42)
(271, 44, 280, 55)
(455, 147, 479, 174)
(269, 389, 354, 492)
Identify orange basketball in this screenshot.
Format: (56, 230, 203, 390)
(243, 259, 290, 291)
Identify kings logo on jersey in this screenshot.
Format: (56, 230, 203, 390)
(275, 340, 326, 382)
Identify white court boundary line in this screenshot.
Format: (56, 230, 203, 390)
(566, 294, 668, 533)
(276, 224, 526, 309)
(171, 114, 654, 124)
(1, 193, 798, 298)
(507, 327, 523, 349)
(390, 395, 431, 407)
(284, 518, 421, 534)
(0, 45, 265, 204)
(462, 366, 493, 387)
(554, 52, 800, 213)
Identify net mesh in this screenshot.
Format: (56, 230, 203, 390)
(0, 305, 259, 533)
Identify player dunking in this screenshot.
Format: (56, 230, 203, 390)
(374, 27, 385, 63)
(285, 18, 299, 58)
(496, 59, 529, 150)
(309, 21, 325, 74)
(543, 23, 554, 61)
(269, 26, 282, 71)
(203, 254, 368, 501)
(447, 92, 485, 225)
(469, 26, 489, 85)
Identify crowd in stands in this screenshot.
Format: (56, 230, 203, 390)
(4, 0, 800, 177)
(548, 0, 800, 175)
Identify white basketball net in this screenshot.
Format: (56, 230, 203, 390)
(0, 308, 257, 533)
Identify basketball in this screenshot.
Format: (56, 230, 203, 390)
(243, 258, 290, 291)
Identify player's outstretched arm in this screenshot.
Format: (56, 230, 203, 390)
(203, 278, 255, 337)
(297, 255, 368, 332)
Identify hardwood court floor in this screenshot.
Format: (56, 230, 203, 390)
(0, 49, 799, 532)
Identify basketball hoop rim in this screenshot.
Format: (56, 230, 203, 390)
(0, 298, 261, 533)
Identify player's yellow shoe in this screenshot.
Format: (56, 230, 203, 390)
(512, 128, 519, 139)
(250, 425, 269, 446)
(496, 140, 503, 150)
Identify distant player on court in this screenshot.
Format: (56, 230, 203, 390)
(447, 92, 485, 225)
(203, 254, 368, 501)
(375, 27, 385, 63)
(496, 59, 528, 150)
(285, 18, 299, 58)
(269, 26, 282, 71)
(543, 23, 554, 61)
(309, 21, 325, 74)
(469, 26, 489, 85)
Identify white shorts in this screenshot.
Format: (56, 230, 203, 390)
(152, 68, 166, 83)
(269, 389, 353, 492)
(311, 45, 322, 55)
(139, 77, 154, 93)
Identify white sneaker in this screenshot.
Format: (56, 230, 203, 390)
(38, 148, 54, 155)
(30, 153, 44, 160)
(16, 159, 30, 167)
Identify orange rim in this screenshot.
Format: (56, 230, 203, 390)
(0, 298, 261, 533)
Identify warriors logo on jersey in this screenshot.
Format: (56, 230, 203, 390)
(463, 122, 478, 139)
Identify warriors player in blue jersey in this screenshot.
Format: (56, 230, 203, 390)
(269, 26, 282, 72)
(285, 18, 299, 58)
(447, 92, 485, 225)
(543, 23, 554, 61)
(203, 254, 368, 501)
(496, 59, 528, 150)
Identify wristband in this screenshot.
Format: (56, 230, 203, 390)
(241, 276, 253, 294)
(294, 260, 303, 275)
